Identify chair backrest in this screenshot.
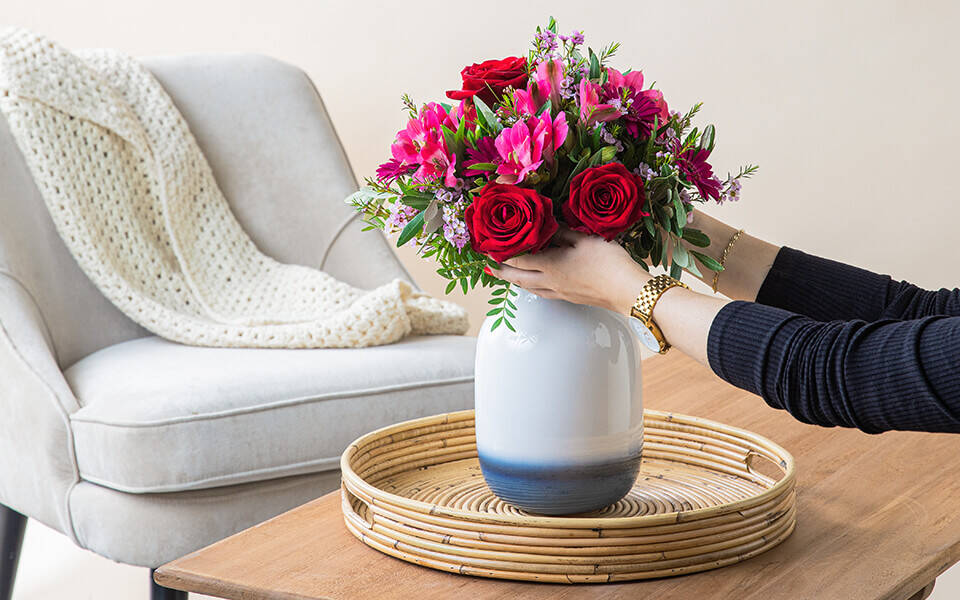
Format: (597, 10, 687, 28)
(0, 53, 411, 368)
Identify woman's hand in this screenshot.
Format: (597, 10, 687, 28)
(491, 228, 652, 314)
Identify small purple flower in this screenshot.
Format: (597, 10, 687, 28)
(440, 198, 470, 249)
(570, 30, 585, 46)
(634, 162, 656, 182)
(385, 201, 418, 231)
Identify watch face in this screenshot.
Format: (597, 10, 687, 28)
(628, 317, 662, 353)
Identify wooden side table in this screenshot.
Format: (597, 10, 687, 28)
(155, 352, 960, 599)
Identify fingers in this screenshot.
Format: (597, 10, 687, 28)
(503, 254, 545, 271)
(490, 263, 546, 289)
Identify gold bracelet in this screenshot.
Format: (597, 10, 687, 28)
(711, 229, 745, 294)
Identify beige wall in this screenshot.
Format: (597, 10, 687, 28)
(7, 0, 960, 335)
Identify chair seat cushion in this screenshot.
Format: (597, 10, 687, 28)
(66, 335, 475, 493)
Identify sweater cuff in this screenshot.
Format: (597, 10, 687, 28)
(707, 300, 798, 401)
(756, 247, 890, 321)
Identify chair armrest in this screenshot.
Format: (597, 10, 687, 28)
(0, 270, 80, 540)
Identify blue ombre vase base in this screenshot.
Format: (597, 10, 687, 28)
(477, 453, 642, 516)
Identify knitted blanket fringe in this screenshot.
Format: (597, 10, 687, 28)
(0, 29, 468, 348)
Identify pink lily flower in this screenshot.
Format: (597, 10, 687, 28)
(578, 79, 621, 127)
(389, 102, 459, 187)
(494, 111, 568, 185)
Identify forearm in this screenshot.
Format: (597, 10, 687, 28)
(605, 262, 730, 366)
(680, 211, 780, 301)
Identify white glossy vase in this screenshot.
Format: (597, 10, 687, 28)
(474, 288, 644, 515)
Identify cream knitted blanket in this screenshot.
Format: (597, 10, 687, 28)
(0, 29, 468, 348)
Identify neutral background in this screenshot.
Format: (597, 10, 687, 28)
(5, 0, 960, 598)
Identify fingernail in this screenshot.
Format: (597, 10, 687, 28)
(483, 266, 494, 276)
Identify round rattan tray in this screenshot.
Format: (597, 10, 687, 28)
(340, 409, 796, 583)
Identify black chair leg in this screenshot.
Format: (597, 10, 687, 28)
(0, 505, 27, 600)
(150, 569, 188, 600)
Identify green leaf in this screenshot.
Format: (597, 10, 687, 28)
(670, 262, 683, 280)
(441, 124, 464, 159)
(491, 316, 504, 331)
(466, 162, 497, 171)
(699, 124, 715, 153)
(643, 216, 656, 237)
(588, 48, 601, 79)
(682, 228, 711, 247)
(691, 250, 724, 272)
(491, 288, 508, 295)
(400, 195, 431, 210)
(651, 234, 662, 268)
(686, 256, 703, 278)
(488, 297, 506, 305)
(673, 241, 690, 268)
(445, 280, 457, 294)
(345, 186, 396, 207)
(536, 100, 552, 116)
(460, 277, 468, 294)
(472, 96, 501, 135)
(504, 319, 516, 332)
(396, 211, 424, 247)
(486, 308, 501, 316)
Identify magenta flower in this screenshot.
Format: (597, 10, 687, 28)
(677, 145, 722, 201)
(603, 68, 669, 138)
(464, 136, 500, 176)
(494, 111, 568, 185)
(389, 102, 458, 187)
(376, 157, 415, 183)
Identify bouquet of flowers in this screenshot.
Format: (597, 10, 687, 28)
(350, 18, 755, 331)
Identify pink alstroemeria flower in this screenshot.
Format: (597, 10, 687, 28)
(513, 59, 562, 116)
(495, 111, 568, 185)
(578, 79, 621, 127)
(603, 68, 670, 138)
(390, 102, 459, 187)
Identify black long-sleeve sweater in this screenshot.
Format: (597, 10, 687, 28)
(706, 247, 960, 434)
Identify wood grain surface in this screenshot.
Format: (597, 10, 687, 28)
(155, 352, 960, 600)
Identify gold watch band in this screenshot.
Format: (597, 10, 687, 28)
(629, 274, 690, 353)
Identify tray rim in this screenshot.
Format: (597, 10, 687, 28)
(341, 409, 796, 529)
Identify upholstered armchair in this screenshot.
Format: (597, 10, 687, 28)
(0, 54, 476, 599)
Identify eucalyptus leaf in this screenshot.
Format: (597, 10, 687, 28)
(673, 242, 690, 268)
(396, 211, 424, 247)
(670, 262, 683, 280)
(345, 186, 395, 207)
(699, 124, 715, 153)
(682, 228, 711, 247)
(691, 250, 724, 272)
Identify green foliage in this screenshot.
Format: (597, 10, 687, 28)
(487, 281, 518, 332)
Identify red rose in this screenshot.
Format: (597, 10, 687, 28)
(466, 182, 558, 262)
(446, 57, 528, 107)
(563, 163, 650, 240)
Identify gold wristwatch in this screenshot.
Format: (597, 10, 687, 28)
(628, 274, 689, 354)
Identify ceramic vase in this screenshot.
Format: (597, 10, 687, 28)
(474, 288, 644, 515)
